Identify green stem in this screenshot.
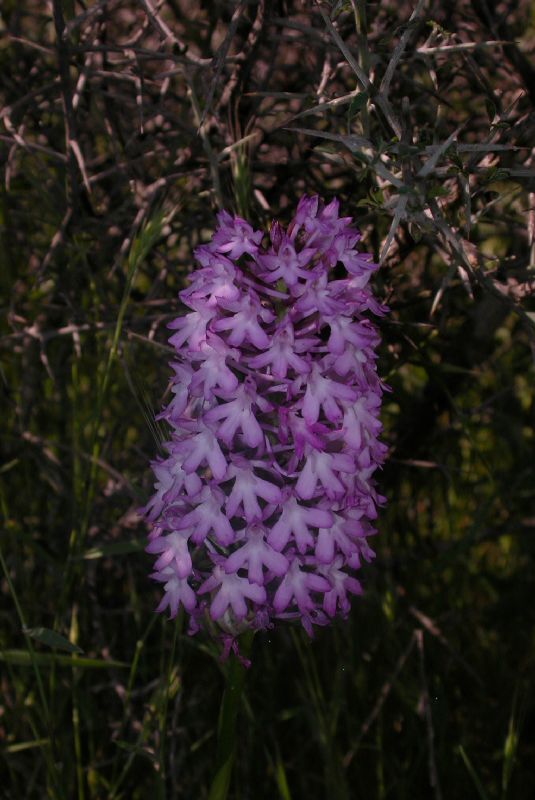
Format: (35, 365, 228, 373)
(207, 633, 253, 800)
(0, 542, 64, 799)
(54, 212, 165, 631)
(352, 0, 371, 139)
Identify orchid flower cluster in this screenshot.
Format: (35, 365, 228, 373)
(142, 196, 388, 637)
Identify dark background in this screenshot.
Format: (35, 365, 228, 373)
(1, 2, 534, 798)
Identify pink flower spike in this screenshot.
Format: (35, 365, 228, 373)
(303, 197, 352, 247)
(212, 293, 274, 349)
(152, 567, 197, 617)
(325, 316, 380, 356)
(211, 211, 263, 259)
(257, 236, 317, 286)
(141, 196, 387, 642)
(224, 523, 289, 585)
(278, 409, 329, 459)
(342, 396, 383, 451)
(181, 252, 240, 308)
(167, 304, 216, 352)
(188, 335, 240, 399)
(199, 565, 267, 620)
(319, 558, 363, 617)
(295, 449, 355, 500)
(293, 272, 348, 316)
(315, 512, 371, 565)
(173, 485, 235, 546)
(140, 458, 202, 522)
(203, 380, 265, 448)
(225, 457, 282, 523)
(247, 320, 315, 379)
(268, 494, 334, 553)
(146, 531, 193, 578)
(273, 557, 331, 615)
(175, 422, 228, 481)
(157, 362, 192, 422)
(292, 195, 319, 232)
(297, 363, 357, 425)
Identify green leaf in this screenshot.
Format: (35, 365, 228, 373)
(274, 753, 293, 800)
(485, 98, 496, 122)
(347, 92, 368, 120)
(0, 458, 19, 474)
(23, 626, 84, 654)
(114, 740, 158, 763)
(80, 540, 146, 560)
(426, 182, 452, 199)
(207, 754, 235, 800)
(408, 221, 423, 243)
(482, 166, 510, 185)
(331, 0, 352, 18)
(368, 188, 385, 207)
(458, 745, 490, 800)
(0, 649, 128, 669)
(6, 738, 50, 754)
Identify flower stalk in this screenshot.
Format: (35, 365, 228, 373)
(208, 632, 253, 800)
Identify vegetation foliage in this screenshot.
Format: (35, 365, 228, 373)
(1, 1, 534, 798)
